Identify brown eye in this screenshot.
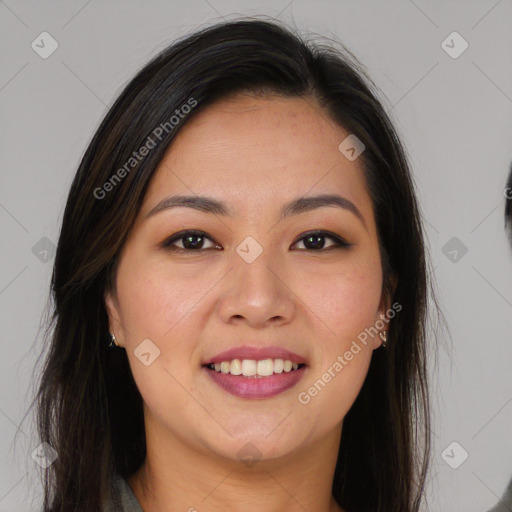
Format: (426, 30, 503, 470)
(161, 229, 351, 253)
(162, 230, 220, 252)
(291, 230, 352, 251)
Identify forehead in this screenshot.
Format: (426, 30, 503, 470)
(141, 94, 374, 225)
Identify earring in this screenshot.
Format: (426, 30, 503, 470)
(108, 332, 119, 348)
(379, 330, 388, 348)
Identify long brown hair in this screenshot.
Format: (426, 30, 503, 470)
(25, 17, 443, 511)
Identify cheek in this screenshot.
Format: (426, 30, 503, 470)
(114, 261, 205, 416)
(116, 256, 211, 340)
(297, 256, 383, 347)
(293, 257, 382, 418)
(331, 275, 382, 341)
(294, 262, 380, 426)
(114, 255, 222, 386)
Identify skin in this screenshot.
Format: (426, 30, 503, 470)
(105, 93, 396, 512)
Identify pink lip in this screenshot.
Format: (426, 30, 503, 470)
(203, 345, 307, 365)
(203, 366, 307, 399)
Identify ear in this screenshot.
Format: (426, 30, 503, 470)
(375, 272, 398, 347)
(377, 272, 398, 314)
(104, 288, 124, 347)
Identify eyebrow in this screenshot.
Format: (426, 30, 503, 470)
(146, 193, 367, 230)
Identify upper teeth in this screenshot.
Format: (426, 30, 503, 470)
(209, 359, 301, 376)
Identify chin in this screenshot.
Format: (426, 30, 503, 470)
(202, 424, 304, 462)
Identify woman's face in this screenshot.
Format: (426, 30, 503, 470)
(105, 94, 393, 463)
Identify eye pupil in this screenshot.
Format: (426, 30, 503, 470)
(183, 234, 203, 249)
(304, 234, 325, 249)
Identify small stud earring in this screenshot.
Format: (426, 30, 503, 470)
(108, 332, 119, 348)
(379, 330, 388, 348)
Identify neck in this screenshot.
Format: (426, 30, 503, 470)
(127, 416, 345, 512)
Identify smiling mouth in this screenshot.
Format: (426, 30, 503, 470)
(203, 358, 306, 378)
(202, 359, 307, 399)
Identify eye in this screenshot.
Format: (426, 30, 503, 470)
(291, 230, 352, 251)
(161, 230, 221, 252)
(161, 229, 352, 253)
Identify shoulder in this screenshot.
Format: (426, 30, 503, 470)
(102, 473, 144, 512)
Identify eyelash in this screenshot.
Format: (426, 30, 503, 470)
(160, 229, 352, 253)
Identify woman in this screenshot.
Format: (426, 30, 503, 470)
(31, 18, 440, 512)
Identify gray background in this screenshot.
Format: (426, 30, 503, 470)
(1, 1, 511, 510)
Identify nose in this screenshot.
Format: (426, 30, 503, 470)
(218, 251, 296, 328)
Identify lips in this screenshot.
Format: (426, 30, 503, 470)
(204, 366, 306, 399)
(201, 344, 308, 399)
(202, 345, 307, 366)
